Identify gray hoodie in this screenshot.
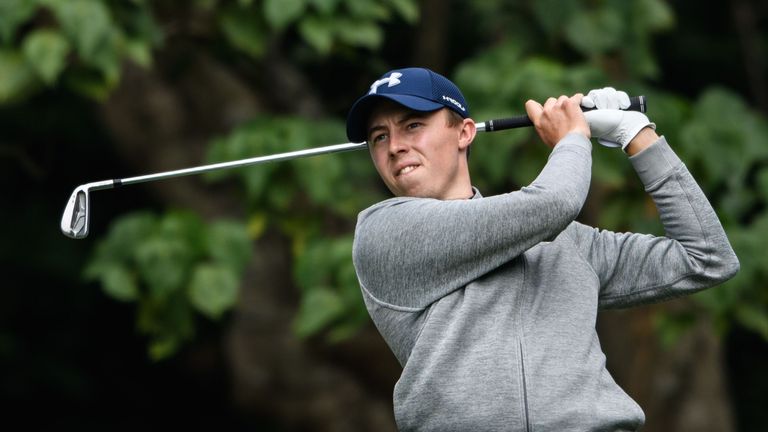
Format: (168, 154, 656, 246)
(352, 133, 739, 431)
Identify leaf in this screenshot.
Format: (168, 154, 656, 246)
(514, 57, 567, 101)
(84, 212, 156, 291)
(148, 336, 180, 361)
(565, 8, 623, 56)
(99, 264, 139, 302)
(345, 0, 389, 20)
(64, 68, 116, 100)
(637, 0, 675, 31)
(158, 211, 207, 254)
(123, 38, 152, 68)
(247, 212, 269, 239)
(736, 304, 768, 340)
(293, 287, 345, 338)
(219, 5, 267, 58)
(135, 237, 190, 298)
(0, 49, 39, 104)
(386, 0, 418, 23)
(653, 309, 696, 350)
(290, 235, 365, 340)
(334, 18, 382, 49)
(21, 29, 70, 85)
(46, 0, 121, 81)
(206, 220, 252, 273)
(263, 0, 306, 30)
(295, 149, 343, 205)
(114, 2, 161, 67)
(100, 212, 157, 261)
(308, 0, 339, 15)
(679, 87, 766, 195)
(592, 147, 630, 187)
(532, 0, 579, 36)
(137, 289, 196, 361)
(757, 168, 768, 203)
(0, 0, 37, 43)
(188, 264, 239, 320)
(298, 16, 334, 54)
(293, 238, 335, 289)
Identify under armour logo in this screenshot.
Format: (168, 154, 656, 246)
(368, 72, 402, 94)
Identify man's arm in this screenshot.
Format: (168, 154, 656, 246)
(354, 134, 592, 309)
(624, 127, 660, 156)
(567, 135, 739, 308)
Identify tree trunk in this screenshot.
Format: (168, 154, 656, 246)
(730, 0, 768, 113)
(412, 0, 449, 72)
(598, 303, 734, 432)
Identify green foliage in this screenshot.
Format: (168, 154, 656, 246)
(205, 116, 385, 340)
(85, 211, 252, 360)
(9, 0, 412, 356)
(0, 49, 39, 103)
(567, 0, 675, 78)
(0, 0, 161, 104)
(675, 88, 768, 339)
(293, 235, 369, 341)
(21, 29, 70, 85)
(216, 0, 417, 57)
(455, 44, 614, 191)
(0, 0, 38, 44)
(466, 0, 673, 80)
(218, 4, 268, 58)
(205, 116, 383, 217)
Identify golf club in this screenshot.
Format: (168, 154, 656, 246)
(61, 96, 646, 239)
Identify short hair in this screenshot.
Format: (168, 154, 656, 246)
(444, 109, 471, 159)
(445, 109, 464, 127)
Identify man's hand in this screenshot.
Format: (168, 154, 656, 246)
(583, 110, 656, 150)
(581, 87, 631, 110)
(525, 94, 590, 148)
(581, 87, 657, 150)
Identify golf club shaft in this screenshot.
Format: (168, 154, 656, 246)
(116, 142, 368, 187)
(108, 95, 646, 188)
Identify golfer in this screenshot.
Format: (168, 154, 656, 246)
(346, 67, 739, 431)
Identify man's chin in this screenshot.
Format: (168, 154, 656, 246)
(395, 185, 434, 199)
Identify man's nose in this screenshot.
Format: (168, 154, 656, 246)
(388, 132, 409, 157)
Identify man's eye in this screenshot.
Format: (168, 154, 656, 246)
(371, 133, 387, 144)
(407, 122, 423, 130)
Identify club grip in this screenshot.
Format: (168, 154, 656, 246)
(478, 95, 646, 132)
(626, 95, 646, 113)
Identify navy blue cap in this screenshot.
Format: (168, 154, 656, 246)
(345, 67, 470, 142)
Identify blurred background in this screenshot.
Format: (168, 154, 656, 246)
(1, 0, 767, 430)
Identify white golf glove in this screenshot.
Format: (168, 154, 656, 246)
(581, 87, 631, 110)
(581, 87, 655, 149)
(584, 110, 656, 149)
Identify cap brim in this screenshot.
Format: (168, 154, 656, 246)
(346, 94, 444, 142)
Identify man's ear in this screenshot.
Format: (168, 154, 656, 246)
(458, 118, 477, 152)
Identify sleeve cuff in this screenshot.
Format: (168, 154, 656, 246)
(628, 136, 683, 187)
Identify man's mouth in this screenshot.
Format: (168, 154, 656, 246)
(396, 165, 420, 177)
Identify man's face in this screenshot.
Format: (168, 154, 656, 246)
(366, 101, 474, 199)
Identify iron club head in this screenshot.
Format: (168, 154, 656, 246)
(60, 180, 115, 239)
(60, 185, 91, 239)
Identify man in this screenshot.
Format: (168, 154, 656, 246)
(346, 67, 739, 431)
